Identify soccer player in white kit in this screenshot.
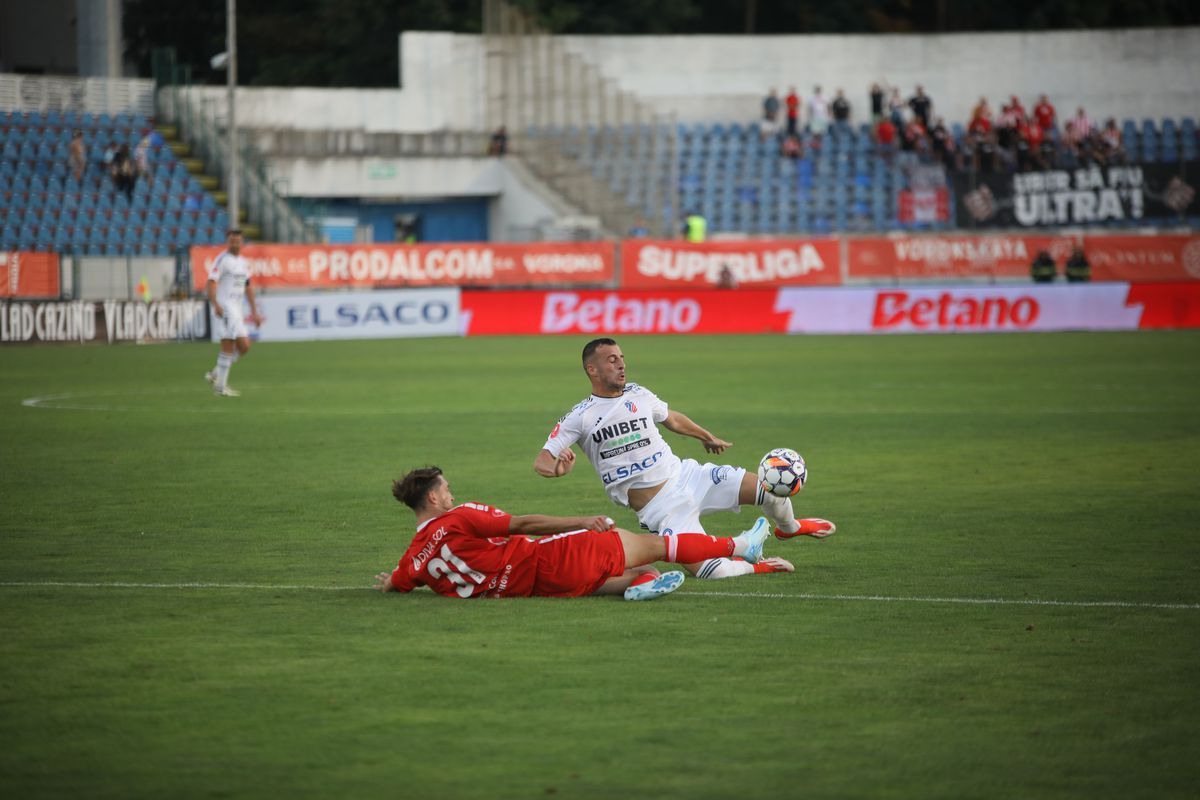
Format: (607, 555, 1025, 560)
(534, 338, 837, 580)
(204, 229, 263, 397)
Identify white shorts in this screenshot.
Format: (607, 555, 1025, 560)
(635, 459, 745, 536)
(212, 307, 248, 341)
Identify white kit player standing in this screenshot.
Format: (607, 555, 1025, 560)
(204, 229, 263, 397)
(534, 338, 837, 580)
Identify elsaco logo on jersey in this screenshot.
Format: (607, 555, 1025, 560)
(593, 417, 652, 459)
(601, 450, 665, 486)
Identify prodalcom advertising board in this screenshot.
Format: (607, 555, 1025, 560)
(249, 288, 460, 342)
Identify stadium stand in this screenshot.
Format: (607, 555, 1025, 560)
(533, 113, 1198, 236)
(0, 110, 226, 255)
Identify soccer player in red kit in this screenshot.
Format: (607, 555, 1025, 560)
(374, 467, 776, 601)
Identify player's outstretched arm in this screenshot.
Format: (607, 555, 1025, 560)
(510, 513, 613, 535)
(373, 571, 396, 592)
(533, 448, 575, 478)
(662, 410, 732, 454)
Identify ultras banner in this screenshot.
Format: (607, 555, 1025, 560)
(952, 162, 1199, 229)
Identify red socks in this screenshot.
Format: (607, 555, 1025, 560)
(664, 533, 735, 563)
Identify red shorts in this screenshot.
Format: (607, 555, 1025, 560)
(531, 530, 626, 597)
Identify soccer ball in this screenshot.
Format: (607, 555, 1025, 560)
(758, 448, 807, 497)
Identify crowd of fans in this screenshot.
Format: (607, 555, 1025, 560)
(64, 126, 164, 199)
(758, 83, 1133, 174)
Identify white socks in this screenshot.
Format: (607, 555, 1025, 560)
(695, 558, 755, 579)
(215, 352, 234, 389)
(759, 490, 800, 535)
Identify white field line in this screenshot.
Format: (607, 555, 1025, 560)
(1, 580, 1196, 610)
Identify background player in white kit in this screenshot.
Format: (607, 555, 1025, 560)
(204, 229, 263, 397)
(534, 337, 836, 580)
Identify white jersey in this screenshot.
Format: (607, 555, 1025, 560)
(207, 250, 251, 314)
(542, 383, 682, 507)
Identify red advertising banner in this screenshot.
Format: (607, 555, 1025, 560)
(774, 282, 1200, 334)
(848, 233, 1200, 283)
(846, 234, 1077, 281)
(0, 252, 60, 298)
(620, 239, 841, 288)
(190, 242, 616, 291)
(1083, 235, 1200, 282)
(461, 283, 1200, 337)
(461, 289, 790, 336)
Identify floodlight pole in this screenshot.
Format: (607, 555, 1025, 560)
(226, 0, 239, 230)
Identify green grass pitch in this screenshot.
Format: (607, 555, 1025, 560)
(2, 331, 1199, 799)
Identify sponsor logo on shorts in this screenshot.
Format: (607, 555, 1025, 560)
(711, 466, 732, 485)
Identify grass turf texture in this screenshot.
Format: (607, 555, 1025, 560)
(1, 331, 1199, 799)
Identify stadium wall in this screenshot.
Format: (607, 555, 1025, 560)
(170, 28, 1200, 134)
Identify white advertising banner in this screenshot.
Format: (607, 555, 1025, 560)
(774, 284, 1146, 334)
(249, 288, 460, 342)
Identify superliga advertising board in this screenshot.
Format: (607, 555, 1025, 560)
(249, 288, 459, 341)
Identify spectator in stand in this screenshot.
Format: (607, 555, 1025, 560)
(875, 116, 897, 162)
(903, 115, 929, 160)
(1018, 115, 1048, 171)
(1060, 119, 1081, 168)
(807, 86, 829, 136)
(67, 129, 86, 183)
(930, 117, 958, 170)
(887, 87, 906, 130)
(1099, 118, 1125, 165)
(1071, 108, 1094, 141)
(908, 85, 932, 128)
(967, 106, 996, 173)
(1033, 94, 1057, 133)
(1008, 95, 1027, 122)
(101, 140, 117, 177)
(831, 88, 851, 127)
(134, 131, 155, 183)
(869, 83, 885, 123)
(996, 101, 1022, 154)
(760, 89, 781, 141)
(110, 143, 136, 200)
(972, 97, 993, 126)
(780, 133, 803, 160)
(785, 87, 800, 136)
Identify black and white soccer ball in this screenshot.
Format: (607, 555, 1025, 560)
(757, 448, 808, 498)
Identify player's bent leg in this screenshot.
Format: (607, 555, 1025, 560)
(738, 471, 838, 540)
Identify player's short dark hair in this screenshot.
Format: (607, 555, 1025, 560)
(393, 466, 444, 510)
(582, 337, 618, 366)
(226, 228, 243, 238)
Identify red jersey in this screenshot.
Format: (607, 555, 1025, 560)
(1034, 101, 1056, 131)
(786, 92, 800, 119)
(390, 503, 541, 598)
(968, 115, 992, 136)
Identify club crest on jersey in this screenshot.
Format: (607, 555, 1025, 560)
(625, 400, 637, 413)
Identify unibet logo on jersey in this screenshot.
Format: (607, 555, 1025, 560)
(541, 383, 682, 507)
